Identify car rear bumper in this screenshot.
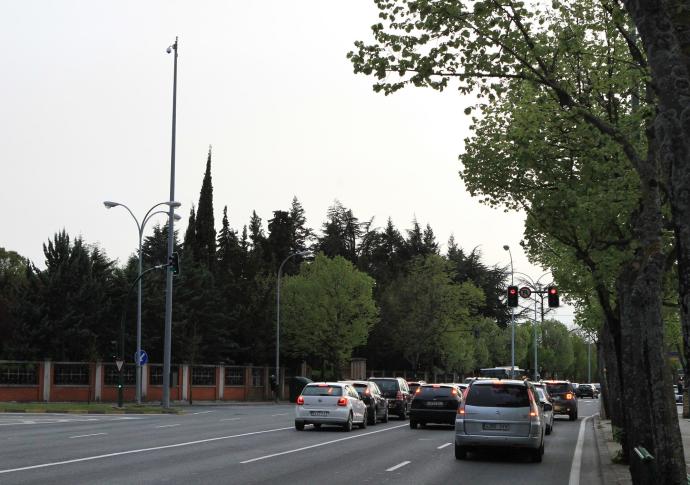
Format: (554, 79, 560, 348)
(552, 401, 577, 415)
(410, 408, 456, 424)
(454, 432, 542, 449)
(295, 406, 350, 424)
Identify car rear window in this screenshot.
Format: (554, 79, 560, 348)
(417, 386, 455, 398)
(371, 380, 398, 392)
(302, 385, 342, 396)
(465, 384, 530, 407)
(545, 383, 571, 394)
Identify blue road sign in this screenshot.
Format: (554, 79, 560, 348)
(134, 350, 149, 366)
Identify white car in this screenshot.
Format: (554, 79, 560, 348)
(535, 387, 554, 435)
(295, 382, 368, 431)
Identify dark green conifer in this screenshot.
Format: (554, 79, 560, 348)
(195, 146, 216, 268)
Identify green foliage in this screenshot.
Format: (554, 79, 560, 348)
(280, 254, 378, 378)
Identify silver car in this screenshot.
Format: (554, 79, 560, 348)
(295, 382, 368, 431)
(455, 379, 546, 462)
(535, 387, 554, 435)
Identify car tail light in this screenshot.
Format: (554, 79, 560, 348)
(457, 403, 466, 415)
(396, 391, 403, 400)
(296, 396, 304, 405)
(566, 392, 573, 400)
(451, 388, 457, 396)
(364, 388, 370, 395)
(415, 388, 421, 394)
(337, 397, 348, 406)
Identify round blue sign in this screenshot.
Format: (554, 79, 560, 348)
(134, 350, 149, 365)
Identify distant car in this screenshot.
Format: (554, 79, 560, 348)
(369, 377, 412, 420)
(534, 387, 554, 435)
(544, 380, 578, 421)
(340, 380, 389, 425)
(409, 384, 463, 428)
(295, 382, 367, 431)
(674, 385, 684, 404)
(455, 379, 546, 462)
(407, 381, 426, 396)
(531, 382, 552, 402)
(575, 384, 599, 399)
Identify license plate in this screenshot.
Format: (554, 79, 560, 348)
(310, 411, 329, 416)
(425, 401, 444, 407)
(483, 423, 510, 431)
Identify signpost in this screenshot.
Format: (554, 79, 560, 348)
(134, 350, 148, 366)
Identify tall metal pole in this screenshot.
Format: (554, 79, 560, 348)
(534, 289, 538, 381)
(162, 37, 178, 409)
(588, 340, 591, 383)
(136, 233, 143, 404)
(503, 245, 515, 376)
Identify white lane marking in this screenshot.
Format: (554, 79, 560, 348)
(190, 411, 213, 415)
(271, 413, 288, 417)
(437, 442, 452, 449)
(69, 433, 107, 439)
(156, 424, 180, 428)
(386, 461, 411, 472)
(240, 423, 409, 464)
(221, 418, 241, 421)
(568, 414, 597, 485)
(0, 426, 293, 475)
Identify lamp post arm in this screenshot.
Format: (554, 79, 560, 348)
(142, 203, 176, 230)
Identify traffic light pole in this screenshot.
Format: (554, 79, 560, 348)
(117, 264, 168, 408)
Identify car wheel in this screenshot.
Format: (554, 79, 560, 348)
(313, 424, 321, 430)
(546, 423, 552, 435)
(569, 412, 577, 421)
(295, 421, 305, 431)
(382, 408, 389, 423)
(360, 410, 368, 429)
(368, 407, 376, 425)
(399, 406, 407, 420)
(531, 442, 544, 463)
(455, 445, 467, 460)
(409, 420, 417, 429)
(342, 413, 353, 432)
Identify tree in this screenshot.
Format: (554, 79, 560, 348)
(317, 201, 362, 263)
(195, 147, 216, 269)
(0, 248, 28, 358)
(280, 254, 378, 379)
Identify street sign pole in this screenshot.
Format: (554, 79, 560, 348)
(118, 307, 125, 408)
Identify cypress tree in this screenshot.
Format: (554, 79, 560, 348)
(183, 206, 198, 261)
(289, 196, 312, 252)
(195, 146, 216, 269)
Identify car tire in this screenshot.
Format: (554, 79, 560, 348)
(454, 445, 467, 460)
(382, 408, 389, 423)
(342, 413, 353, 432)
(399, 406, 407, 420)
(368, 408, 376, 425)
(360, 411, 368, 429)
(295, 421, 305, 431)
(313, 424, 321, 430)
(569, 412, 577, 421)
(546, 423, 552, 435)
(531, 442, 544, 463)
(409, 420, 418, 429)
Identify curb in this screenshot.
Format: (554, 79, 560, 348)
(593, 415, 631, 485)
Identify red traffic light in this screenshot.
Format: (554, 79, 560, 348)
(507, 285, 518, 307)
(547, 286, 559, 307)
(549, 287, 557, 294)
(509, 288, 517, 295)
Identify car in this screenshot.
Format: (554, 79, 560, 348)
(576, 384, 598, 399)
(534, 386, 554, 435)
(294, 382, 368, 431)
(340, 380, 389, 424)
(455, 379, 546, 462)
(674, 385, 684, 404)
(409, 384, 463, 428)
(369, 377, 412, 420)
(544, 380, 578, 420)
(407, 380, 426, 396)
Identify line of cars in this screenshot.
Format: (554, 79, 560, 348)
(293, 376, 587, 464)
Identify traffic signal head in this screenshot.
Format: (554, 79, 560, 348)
(507, 285, 518, 307)
(169, 252, 180, 276)
(548, 286, 559, 307)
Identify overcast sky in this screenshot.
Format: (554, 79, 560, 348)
(0, 1, 574, 324)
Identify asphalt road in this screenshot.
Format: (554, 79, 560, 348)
(0, 398, 602, 484)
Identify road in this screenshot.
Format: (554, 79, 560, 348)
(0, 399, 602, 484)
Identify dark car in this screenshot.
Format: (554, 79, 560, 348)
(544, 380, 578, 420)
(576, 384, 598, 399)
(341, 380, 389, 425)
(407, 381, 426, 396)
(369, 377, 412, 420)
(410, 384, 463, 428)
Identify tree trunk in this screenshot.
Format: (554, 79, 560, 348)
(600, 318, 629, 460)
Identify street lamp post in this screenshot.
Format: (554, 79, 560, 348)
(163, 36, 179, 409)
(276, 251, 311, 401)
(103, 201, 181, 404)
(503, 245, 515, 376)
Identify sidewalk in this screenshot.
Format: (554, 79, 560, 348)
(594, 404, 690, 484)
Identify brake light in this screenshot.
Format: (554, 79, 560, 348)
(458, 403, 466, 415)
(318, 383, 328, 387)
(364, 388, 370, 395)
(451, 388, 457, 396)
(337, 397, 347, 406)
(415, 388, 421, 394)
(297, 396, 304, 405)
(528, 390, 539, 419)
(396, 391, 403, 400)
(566, 392, 573, 400)
(433, 384, 440, 388)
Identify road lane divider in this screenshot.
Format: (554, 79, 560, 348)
(190, 411, 214, 415)
(240, 423, 408, 464)
(568, 413, 598, 485)
(69, 433, 107, 439)
(386, 461, 411, 472)
(157, 424, 181, 428)
(220, 418, 241, 421)
(0, 426, 294, 475)
(271, 413, 288, 417)
(437, 443, 452, 450)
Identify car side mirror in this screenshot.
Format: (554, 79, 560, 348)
(543, 402, 553, 412)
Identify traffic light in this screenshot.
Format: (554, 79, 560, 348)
(109, 340, 118, 360)
(169, 252, 180, 276)
(548, 286, 559, 307)
(507, 286, 518, 307)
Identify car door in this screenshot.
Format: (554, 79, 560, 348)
(347, 385, 366, 422)
(371, 383, 385, 418)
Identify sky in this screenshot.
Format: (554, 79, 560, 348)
(0, 1, 574, 324)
